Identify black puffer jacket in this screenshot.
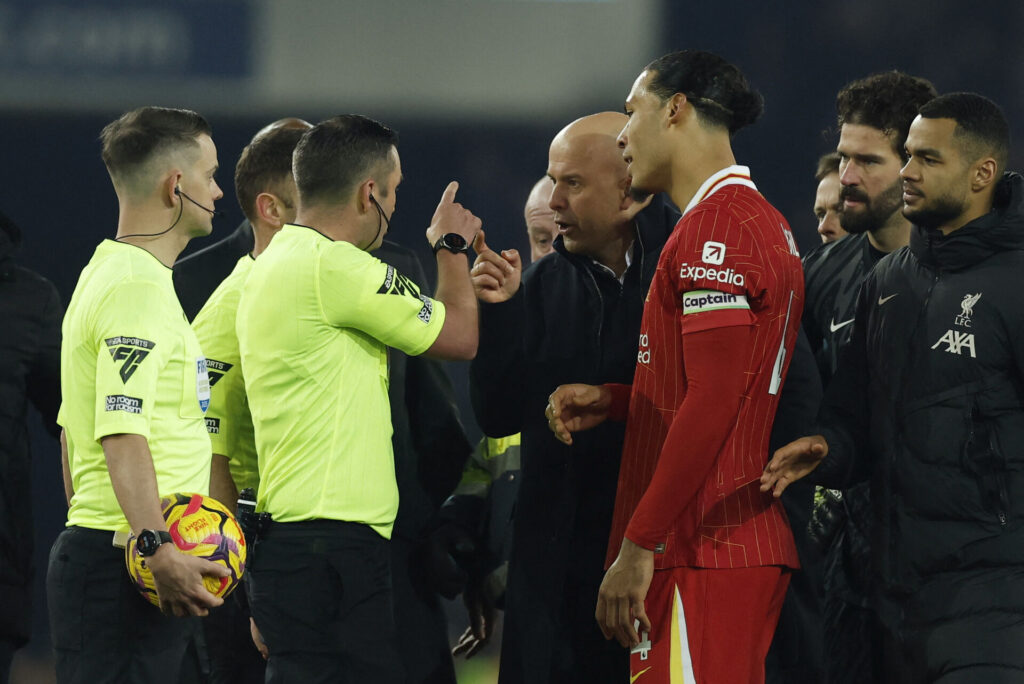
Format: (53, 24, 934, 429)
(0, 213, 62, 643)
(817, 173, 1024, 595)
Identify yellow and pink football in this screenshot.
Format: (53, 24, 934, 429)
(125, 492, 247, 607)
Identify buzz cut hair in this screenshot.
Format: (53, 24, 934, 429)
(292, 115, 399, 209)
(100, 107, 211, 191)
(918, 92, 1010, 173)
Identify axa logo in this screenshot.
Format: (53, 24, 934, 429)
(931, 329, 976, 358)
(679, 262, 745, 287)
(105, 336, 156, 383)
(637, 332, 651, 364)
(701, 241, 726, 265)
(955, 292, 982, 328)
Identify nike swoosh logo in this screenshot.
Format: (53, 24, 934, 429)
(878, 294, 898, 305)
(630, 667, 652, 683)
(829, 318, 854, 333)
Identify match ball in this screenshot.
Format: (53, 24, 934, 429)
(125, 492, 247, 607)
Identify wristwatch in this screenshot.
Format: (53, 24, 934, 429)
(432, 233, 469, 255)
(137, 529, 173, 557)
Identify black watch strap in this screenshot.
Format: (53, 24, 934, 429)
(137, 529, 173, 556)
(433, 233, 469, 255)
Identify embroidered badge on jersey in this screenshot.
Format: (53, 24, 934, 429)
(196, 357, 211, 412)
(377, 264, 435, 323)
(105, 336, 155, 383)
(205, 358, 234, 387)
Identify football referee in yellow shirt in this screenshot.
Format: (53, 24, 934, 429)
(48, 107, 231, 684)
(238, 115, 481, 683)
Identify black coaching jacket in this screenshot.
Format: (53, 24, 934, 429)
(0, 214, 62, 644)
(815, 172, 1024, 596)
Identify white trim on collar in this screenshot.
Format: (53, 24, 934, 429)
(682, 165, 758, 216)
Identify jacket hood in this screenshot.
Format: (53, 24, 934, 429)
(910, 172, 1024, 271)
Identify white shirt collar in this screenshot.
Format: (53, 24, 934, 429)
(682, 165, 758, 216)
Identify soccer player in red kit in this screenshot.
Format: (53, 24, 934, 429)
(546, 50, 803, 684)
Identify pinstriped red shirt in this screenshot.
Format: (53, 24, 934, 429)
(606, 166, 803, 570)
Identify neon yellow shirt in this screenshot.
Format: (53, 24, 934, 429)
(237, 225, 446, 537)
(58, 240, 212, 531)
(192, 255, 258, 492)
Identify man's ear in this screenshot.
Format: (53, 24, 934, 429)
(971, 157, 998, 193)
(666, 93, 688, 126)
(357, 179, 376, 215)
(163, 172, 183, 208)
(255, 192, 284, 227)
(618, 175, 654, 215)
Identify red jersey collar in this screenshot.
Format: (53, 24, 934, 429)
(682, 165, 757, 216)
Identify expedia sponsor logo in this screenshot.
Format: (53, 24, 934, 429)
(637, 333, 651, 364)
(679, 262, 745, 287)
(205, 417, 221, 434)
(701, 241, 726, 265)
(105, 336, 155, 383)
(105, 394, 142, 414)
(205, 358, 234, 387)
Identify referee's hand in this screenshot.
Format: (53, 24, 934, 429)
(147, 545, 231, 617)
(426, 181, 481, 247)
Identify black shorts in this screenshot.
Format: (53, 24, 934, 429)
(46, 526, 195, 684)
(247, 519, 403, 684)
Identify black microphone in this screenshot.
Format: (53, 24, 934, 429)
(176, 187, 224, 218)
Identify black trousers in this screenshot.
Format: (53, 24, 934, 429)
(201, 590, 266, 684)
(46, 526, 195, 684)
(247, 519, 403, 684)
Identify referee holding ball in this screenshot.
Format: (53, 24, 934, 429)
(48, 107, 231, 684)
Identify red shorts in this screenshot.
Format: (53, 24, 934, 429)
(629, 565, 789, 684)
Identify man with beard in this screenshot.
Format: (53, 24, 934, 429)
(764, 92, 1024, 683)
(547, 51, 804, 684)
(799, 71, 935, 684)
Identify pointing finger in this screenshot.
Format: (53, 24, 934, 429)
(437, 181, 459, 210)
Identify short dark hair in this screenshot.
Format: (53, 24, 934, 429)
(234, 126, 306, 223)
(100, 107, 211, 185)
(815, 152, 841, 182)
(644, 50, 763, 134)
(918, 92, 1010, 172)
(293, 115, 399, 208)
(836, 71, 937, 160)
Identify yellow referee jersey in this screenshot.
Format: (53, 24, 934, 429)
(58, 240, 212, 531)
(237, 225, 445, 537)
(192, 255, 258, 492)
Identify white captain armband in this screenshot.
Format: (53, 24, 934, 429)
(681, 289, 750, 315)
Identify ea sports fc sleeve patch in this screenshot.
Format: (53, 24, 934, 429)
(680, 289, 754, 334)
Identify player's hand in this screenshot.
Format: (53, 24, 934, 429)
(545, 384, 612, 445)
(760, 435, 829, 498)
(146, 544, 230, 617)
(426, 181, 482, 248)
(250, 618, 269, 660)
(470, 231, 521, 303)
(596, 538, 653, 648)
(452, 581, 495, 659)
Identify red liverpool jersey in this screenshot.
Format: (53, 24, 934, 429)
(606, 166, 803, 571)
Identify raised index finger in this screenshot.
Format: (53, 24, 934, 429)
(437, 181, 459, 210)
